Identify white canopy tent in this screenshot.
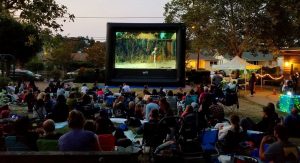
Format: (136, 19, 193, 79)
(212, 56, 262, 89)
(212, 56, 261, 70)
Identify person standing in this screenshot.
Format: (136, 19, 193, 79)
(249, 73, 257, 97)
(151, 46, 158, 67)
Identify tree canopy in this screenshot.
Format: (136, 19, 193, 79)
(0, 0, 74, 31)
(84, 41, 106, 68)
(164, 0, 300, 56)
(0, 15, 42, 64)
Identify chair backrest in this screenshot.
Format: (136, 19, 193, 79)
(37, 139, 58, 151)
(5, 136, 30, 151)
(98, 134, 116, 151)
(180, 113, 198, 139)
(201, 129, 218, 152)
(143, 122, 165, 147)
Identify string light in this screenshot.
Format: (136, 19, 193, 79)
(255, 74, 284, 80)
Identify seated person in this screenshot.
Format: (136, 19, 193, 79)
(95, 110, 115, 135)
(6, 117, 39, 151)
(284, 108, 300, 137)
(260, 125, 299, 162)
(137, 109, 165, 149)
(58, 110, 100, 151)
(51, 95, 69, 122)
(208, 99, 225, 126)
(218, 115, 244, 153)
(112, 96, 126, 118)
(218, 115, 242, 140)
(114, 128, 132, 148)
(255, 106, 279, 134)
(40, 119, 62, 139)
(181, 105, 193, 118)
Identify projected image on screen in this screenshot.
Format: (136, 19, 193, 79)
(115, 31, 177, 69)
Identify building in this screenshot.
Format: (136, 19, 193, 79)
(279, 48, 300, 75)
(241, 52, 276, 67)
(186, 53, 218, 70)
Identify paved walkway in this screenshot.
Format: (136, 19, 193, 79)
(242, 86, 280, 106)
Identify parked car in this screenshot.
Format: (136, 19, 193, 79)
(9, 69, 42, 81)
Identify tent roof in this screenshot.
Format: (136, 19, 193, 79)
(212, 56, 261, 70)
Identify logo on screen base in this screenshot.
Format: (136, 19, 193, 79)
(142, 71, 149, 75)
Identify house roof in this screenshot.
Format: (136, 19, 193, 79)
(242, 52, 274, 61)
(71, 53, 88, 62)
(188, 53, 218, 61)
(280, 48, 300, 56)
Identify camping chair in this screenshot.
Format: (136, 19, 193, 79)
(200, 129, 219, 155)
(37, 139, 58, 151)
(98, 134, 116, 151)
(5, 136, 30, 151)
(142, 121, 166, 157)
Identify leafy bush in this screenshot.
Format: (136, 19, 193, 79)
(0, 77, 11, 89)
(74, 68, 105, 83)
(49, 69, 63, 81)
(25, 57, 44, 72)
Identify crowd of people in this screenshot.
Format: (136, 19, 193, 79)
(0, 80, 299, 162)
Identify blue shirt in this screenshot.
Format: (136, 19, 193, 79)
(58, 129, 97, 151)
(145, 102, 159, 121)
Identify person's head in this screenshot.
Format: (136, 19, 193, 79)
(185, 105, 193, 113)
(203, 86, 209, 93)
(68, 110, 85, 129)
(274, 125, 288, 142)
(43, 119, 55, 134)
(152, 89, 158, 95)
(267, 102, 276, 114)
(146, 96, 153, 103)
(44, 93, 51, 101)
(149, 109, 159, 120)
(82, 94, 91, 104)
(291, 107, 299, 116)
(57, 94, 66, 103)
(99, 109, 109, 119)
(251, 73, 256, 78)
(135, 104, 143, 114)
(82, 83, 87, 87)
(84, 120, 96, 132)
(14, 117, 31, 135)
(166, 90, 173, 96)
(128, 101, 135, 110)
(117, 95, 125, 103)
(230, 115, 240, 127)
(263, 106, 272, 117)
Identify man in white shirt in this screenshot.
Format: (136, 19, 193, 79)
(81, 83, 89, 94)
(122, 83, 131, 93)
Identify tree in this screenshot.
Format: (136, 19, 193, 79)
(0, 0, 74, 31)
(264, 0, 300, 49)
(25, 56, 44, 73)
(84, 41, 106, 68)
(48, 41, 74, 73)
(0, 15, 42, 64)
(164, 0, 300, 56)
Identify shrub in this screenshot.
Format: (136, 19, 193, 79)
(49, 69, 63, 81)
(74, 68, 105, 83)
(0, 76, 11, 89)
